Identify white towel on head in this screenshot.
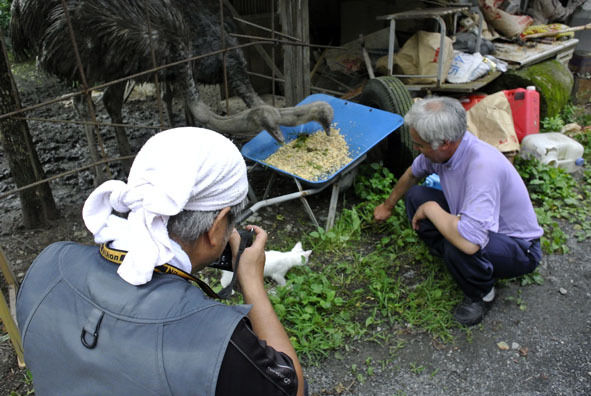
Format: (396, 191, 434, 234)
(82, 127, 248, 285)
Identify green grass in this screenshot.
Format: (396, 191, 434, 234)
(258, 163, 463, 363)
(8, 369, 34, 396)
(515, 157, 591, 251)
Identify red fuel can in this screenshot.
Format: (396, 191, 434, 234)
(460, 94, 487, 111)
(503, 87, 540, 142)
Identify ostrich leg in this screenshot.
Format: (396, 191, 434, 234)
(72, 94, 107, 184)
(229, 80, 265, 108)
(162, 82, 176, 127)
(225, 61, 266, 108)
(103, 82, 133, 173)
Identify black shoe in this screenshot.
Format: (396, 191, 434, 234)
(453, 297, 492, 326)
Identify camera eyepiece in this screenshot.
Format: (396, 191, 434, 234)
(208, 229, 254, 271)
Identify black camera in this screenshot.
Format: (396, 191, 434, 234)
(208, 229, 254, 271)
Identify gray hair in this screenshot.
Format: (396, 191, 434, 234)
(404, 96, 467, 149)
(167, 197, 249, 244)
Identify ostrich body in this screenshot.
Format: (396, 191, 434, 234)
(10, 0, 333, 175)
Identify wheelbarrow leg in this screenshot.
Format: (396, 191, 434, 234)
(247, 184, 258, 203)
(325, 165, 359, 230)
(263, 172, 276, 200)
(294, 178, 320, 228)
(326, 182, 340, 230)
(246, 164, 260, 203)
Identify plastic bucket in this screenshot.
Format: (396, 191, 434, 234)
(519, 132, 584, 173)
(460, 94, 487, 111)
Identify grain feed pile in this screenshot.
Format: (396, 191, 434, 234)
(264, 127, 352, 181)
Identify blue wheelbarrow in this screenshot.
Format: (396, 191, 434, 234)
(239, 93, 403, 230)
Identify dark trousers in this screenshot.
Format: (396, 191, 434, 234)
(405, 185, 542, 300)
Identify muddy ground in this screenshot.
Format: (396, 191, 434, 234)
(1, 68, 590, 396)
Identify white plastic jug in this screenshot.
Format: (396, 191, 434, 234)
(519, 132, 584, 173)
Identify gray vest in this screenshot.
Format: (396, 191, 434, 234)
(17, 242, 249, 396)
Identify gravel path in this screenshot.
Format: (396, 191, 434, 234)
(303, 222, 591, 395)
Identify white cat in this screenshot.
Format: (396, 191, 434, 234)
(220, 241, 312, 288)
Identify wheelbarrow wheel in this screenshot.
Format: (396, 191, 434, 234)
(358, 76, 417, 177)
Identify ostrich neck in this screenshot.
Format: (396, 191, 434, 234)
(277, 103, 321, 126)
(182, 68, 262, 135)
(188, 101, 263, 135)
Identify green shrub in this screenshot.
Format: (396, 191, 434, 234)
(0, 0, 11, 34)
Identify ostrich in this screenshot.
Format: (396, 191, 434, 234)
(10, 0, 333, 177)
(166, 0, 266, 121)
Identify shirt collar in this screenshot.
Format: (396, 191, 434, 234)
(112, 236, 193, 274)
(168, 239, 193, 274)
(442, 131, 473, 170)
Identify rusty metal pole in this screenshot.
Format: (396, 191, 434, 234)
(220, 0, 231, 115)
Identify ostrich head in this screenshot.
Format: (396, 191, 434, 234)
(239, 101, 335, 143)
(246, 105, 284, 143)
(308, 101, 334, 135)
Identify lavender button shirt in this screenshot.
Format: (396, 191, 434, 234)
(411, 131, 543, 249)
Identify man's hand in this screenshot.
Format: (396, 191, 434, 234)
(373, 167, 418, 223)
(411, 201, 434, 230)
(374, 202, 393, 222)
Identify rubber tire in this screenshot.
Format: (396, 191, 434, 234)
(357, 76, 417, 176)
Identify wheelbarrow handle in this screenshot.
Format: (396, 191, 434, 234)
(234, 209, 254, 225)
(234, 186, 327, 226)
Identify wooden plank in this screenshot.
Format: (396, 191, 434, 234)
(1, 286, 25, 367)
(493, 38, 579, 68)
(0, 247, 18, 287)
(0, 247, 25, 366)
(404, 70, 502, 93)
(279, 0, 310, 106)
(377, 6, 470, 21)
(8, 285, 16, 322)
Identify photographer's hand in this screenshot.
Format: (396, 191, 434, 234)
(227, 228, 240, 267)
(235, 225, 265, 286)
(237, 225, 304, 396)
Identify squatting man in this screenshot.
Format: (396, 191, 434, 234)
(374, 96, 543, 326)
(17, 127, 306, 396)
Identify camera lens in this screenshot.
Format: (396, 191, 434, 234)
(208, 229, 254, 271)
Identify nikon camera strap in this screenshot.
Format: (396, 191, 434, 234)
(99, 243, 221, 299)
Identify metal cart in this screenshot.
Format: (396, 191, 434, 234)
(376, 6, 502, 93)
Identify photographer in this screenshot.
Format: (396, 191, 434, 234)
(17, 127, 304, 396)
